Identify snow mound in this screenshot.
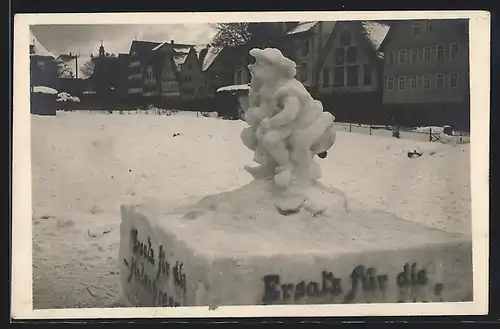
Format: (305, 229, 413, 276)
(119, 179, 472, 306)
(33, 86, 58, 95)
(217, 84, 250, 92)
(57, 92, 80, 102)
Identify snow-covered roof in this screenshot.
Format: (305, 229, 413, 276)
(173, 50, 190, 66)
(151, 41, 167, 51)
(33, 86, 58, 95)
(216, 84, 250, 92)
(286, 21, 318, 35)
(194, 44, 207, 54)
(29, 30, 56, 59)
(202, 46, 223, 72)
(361, 21, 390, 52)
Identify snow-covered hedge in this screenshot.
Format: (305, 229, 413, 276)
(33, 86, 58, 95)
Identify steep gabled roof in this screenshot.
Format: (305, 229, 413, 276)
(314, 20, 390, 74)
(171, 45, 191, 68)
(29, 30, 56, 59)
(194, 45, 208, 61)
(201, 46, 224, 72)
(360, 21, 390, 57)
(129, 40, 161, 59)
(286, 21, 318, 35)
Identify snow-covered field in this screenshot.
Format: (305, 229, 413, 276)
(31, 111, 471, 309)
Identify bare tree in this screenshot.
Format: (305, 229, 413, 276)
(81, 58, 96, 78)
(210, 23, 252, 48)
(57, 62, 74, 78)
(209, 22, 297, 51)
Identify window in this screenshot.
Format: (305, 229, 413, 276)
(426, 22, 433, 33)
(388, 51, 395, 65)
(410, 76, 418, 89)
(363, 64, 372, 85)
(450, 43, 459, 58)
(199, 86, 204, 93)
(333, 67, 344, 86)
(436, 45, 445, 60)
(346, 65, 359, 86)
(412, 23, 421, 36)
(398, 76, 406, 90)
(303, 40, 310, 56)
(450, 72, 459, 88)
(436, 73, 445, 88)
(422, 74, 431, 89)
(423, 47, 432, 60)
(145, 67, 154, 82)
(322, 68, 330, 87)
(411, 48, 419, 62)
(37, 61, 45, 69)
(300, 63, 308, 81)
(387, 76, 395, 91)
(346, 47, 358, 63)
(399, 49, 408, 63)
(334, 48, 345, 65)
(340, 31, 351, 46)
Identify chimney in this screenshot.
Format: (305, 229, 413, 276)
(171, 40, 175, 45)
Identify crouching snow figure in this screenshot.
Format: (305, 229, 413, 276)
(241, 47, 337, 192)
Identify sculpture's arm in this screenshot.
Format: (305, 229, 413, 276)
(268, 95, 300, 128)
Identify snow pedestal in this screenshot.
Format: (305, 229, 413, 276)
(118, 180, 473, 307)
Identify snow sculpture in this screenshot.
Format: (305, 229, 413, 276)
(240, 48, 337, 211)
(116, 48, 473, 308)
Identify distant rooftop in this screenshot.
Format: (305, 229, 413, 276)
(286, 21, 318, 35)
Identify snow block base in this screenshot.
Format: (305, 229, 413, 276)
(119, 180, 473, 307)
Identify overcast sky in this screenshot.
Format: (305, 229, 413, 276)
(30, 24, 216, 57)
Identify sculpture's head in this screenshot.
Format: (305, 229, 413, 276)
(248, 48, 297, 83)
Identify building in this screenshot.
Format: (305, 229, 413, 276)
(177, 45, 206, 101)
(232, 45, 253, 86)
(116, 53, 130, 99)
(379, 19, 470, 131)
(281, 21, 336, 93)
(126, 40, 161, 105)
(314, 20, 390, 123)
(87, 42, 121, 94)
(29, 31, 59, 89)
(200, 45, 235, 97)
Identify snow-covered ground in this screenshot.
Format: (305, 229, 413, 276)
(31, 111, 471, 309)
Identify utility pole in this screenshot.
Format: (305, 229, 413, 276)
(75, 54, 79, 79)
